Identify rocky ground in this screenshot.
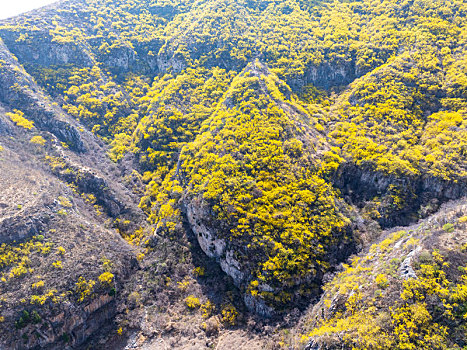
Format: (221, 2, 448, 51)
(0, 0, 465, 349)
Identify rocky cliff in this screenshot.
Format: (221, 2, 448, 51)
(0, 0, 466, 349)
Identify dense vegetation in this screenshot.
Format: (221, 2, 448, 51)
(0, 0, 466, 348)
(299, 209, 467, 350)
(179, 62, 352, 307)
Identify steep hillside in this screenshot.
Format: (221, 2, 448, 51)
(0, 83, 141, 348)
(179, 61, 354, 315)
(297, 199, 467, 350)
(0, 0, 465, 349)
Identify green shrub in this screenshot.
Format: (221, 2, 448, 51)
(442, 223, 454, 233)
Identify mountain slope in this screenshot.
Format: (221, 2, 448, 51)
(0, 0, 465, 349)
(179, 61, 354, 315)
(298, 199, 467, 350)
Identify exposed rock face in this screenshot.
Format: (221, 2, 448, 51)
(219, 250, 245, 287)
(399, 246, 421, 280)
(177, 62, 358, 317)
(297, 199, 467, 349)
(156, 51, 187, 73)
(0, 148, 58, 244)
(187, 200, 276, 317)
(26, 106, 85, 153)
(0, 139, 140, 349)
(0, 214, 49, 244)
(0, 0, 464, 348)
(290, 60, 358, 92)
(186, 199, 276, 317)
(0, 64, 142, 348)
(1, 30, 165, 82)
(333, 163, 467, 227)
(16, 295, 117, 350)
(0, 112, 12, 135)
(304, 339, 323, 350)
(186, 202, 227, 262)
(1, 29, 165, 79)
(0, 31, 93, 68)
(243, 294, 275, 318)
(0, 39, 85, 152)
(95, 41, 163, 76)
(60, 168, 123, 217)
